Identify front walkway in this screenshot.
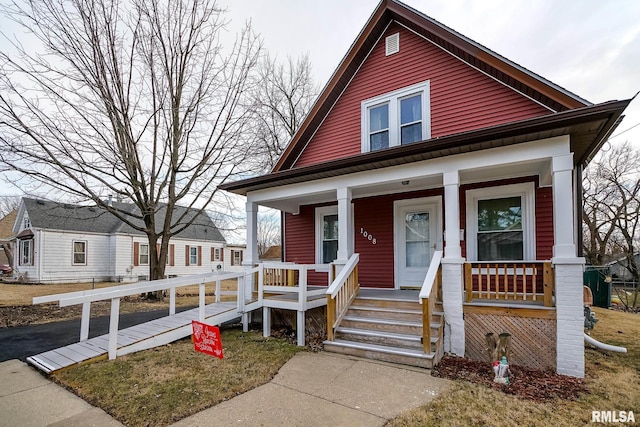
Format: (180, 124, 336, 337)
(172, 352, 451, 427)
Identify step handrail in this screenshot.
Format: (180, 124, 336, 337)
(326, 253, 360, 340)
(419, 251, 443, 355)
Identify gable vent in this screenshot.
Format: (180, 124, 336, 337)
(386, 33, 399, 56)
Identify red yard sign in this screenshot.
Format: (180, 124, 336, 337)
(191, 320, 224, 359)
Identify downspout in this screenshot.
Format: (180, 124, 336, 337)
(37, 229, 43, 283)
(280, 211, 285, 262)
(576, 164, 584, 258)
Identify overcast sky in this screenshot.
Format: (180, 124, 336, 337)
(1, 0, 638, 200)
(225, 0, 640, 145)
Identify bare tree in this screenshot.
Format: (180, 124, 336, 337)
(583, 141, 640, 308)
(253, 53, 318, 170)
(0, 0, 263, 280)
(0, 195, 20, 218)
(257, 210, 281, 258)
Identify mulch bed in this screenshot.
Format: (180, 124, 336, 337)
(432, 355, 587, 402)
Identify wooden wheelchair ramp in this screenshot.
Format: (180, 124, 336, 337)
(27, 302, 239, 374)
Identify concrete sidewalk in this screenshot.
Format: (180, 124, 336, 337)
(173, 352, 450, 427)
(0, 353, 450, 427)
(0, 359, 122, 427)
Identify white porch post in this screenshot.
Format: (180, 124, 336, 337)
(441, 171, 465, 356)
(245, 201, 259, 267)
(243, 201, 259, 331)
(552, 154, 585, 378)
(335, 187, 353, 268)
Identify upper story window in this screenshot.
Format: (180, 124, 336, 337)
(361, 81, 430, 152)
(22, 214, 31, 230)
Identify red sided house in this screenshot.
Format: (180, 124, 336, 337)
(220, 0, 630, 378)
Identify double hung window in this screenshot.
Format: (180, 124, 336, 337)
(466, 183, 535, 261)
(362, 81, 430, 152)
(73, 241, 87, 265)
(315, 206, 339, 264)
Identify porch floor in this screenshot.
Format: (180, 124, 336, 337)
(358, 288, 419, 301)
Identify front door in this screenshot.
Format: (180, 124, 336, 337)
(394, 197, 442, 288)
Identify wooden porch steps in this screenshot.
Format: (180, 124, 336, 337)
(323, 339, 436, 368)
(324, 291, 444, 369)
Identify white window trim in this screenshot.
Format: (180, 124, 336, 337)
(213, 247, 221, 261)
(465, 182, 536, 261)
(361, 80, 431, 152)
(139, 243, 149, 265)
(72, 240, 87, 266)
(190, 246, 199, 266)
(19, 239, 32, 266)
(315, 205, 338, 264)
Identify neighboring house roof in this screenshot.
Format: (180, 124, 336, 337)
(18, 198, 226, 243)
(0, 210, 17, 240)
(271, 0, 595, 173)
(261, 245, 282, 260)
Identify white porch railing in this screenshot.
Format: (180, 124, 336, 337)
(33, 270, 255, 360)
(258, 262, 333, 346)
(419, 251, 443, 354)
(326, 253, 360, 341)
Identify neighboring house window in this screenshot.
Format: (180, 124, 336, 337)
(22, 215, 31, 230)
(139, 244, 149, 265)
(361, 81, 431, 152)
(186, 245, 202, 266)
(315, 206, 339, 264)
(19, 240, 32, 266)
(466, 183, 535, 261)
(212, 247, 222, 262)
(230, 250, 243, 266)
(190, 246, 198, 265)
(73, 241, 87, 265)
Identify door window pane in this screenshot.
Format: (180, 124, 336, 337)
(477, 197, 523, 260)
(405, 212, 430, 267)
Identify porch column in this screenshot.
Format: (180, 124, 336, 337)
(242, 201, 259, 330)
(441, 171, 465, 356)
(244, 201, 259, 267)
(552, 154, 585, 378)
(336, 187, 353, 263)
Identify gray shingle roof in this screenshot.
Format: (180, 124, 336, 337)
(22, 198, 225, 243)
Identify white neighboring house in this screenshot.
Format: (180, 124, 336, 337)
(222, 244, 247, 272)
(12, 198, 231, 283)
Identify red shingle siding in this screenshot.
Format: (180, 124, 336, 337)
(293, 24, 549, 168)
(284, 204, 332, 286)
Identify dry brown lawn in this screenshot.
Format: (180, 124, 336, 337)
(0, 279, 238, 327)
(387, 307, 640, 426)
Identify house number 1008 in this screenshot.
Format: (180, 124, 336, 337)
(360, 227, 377, 244)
